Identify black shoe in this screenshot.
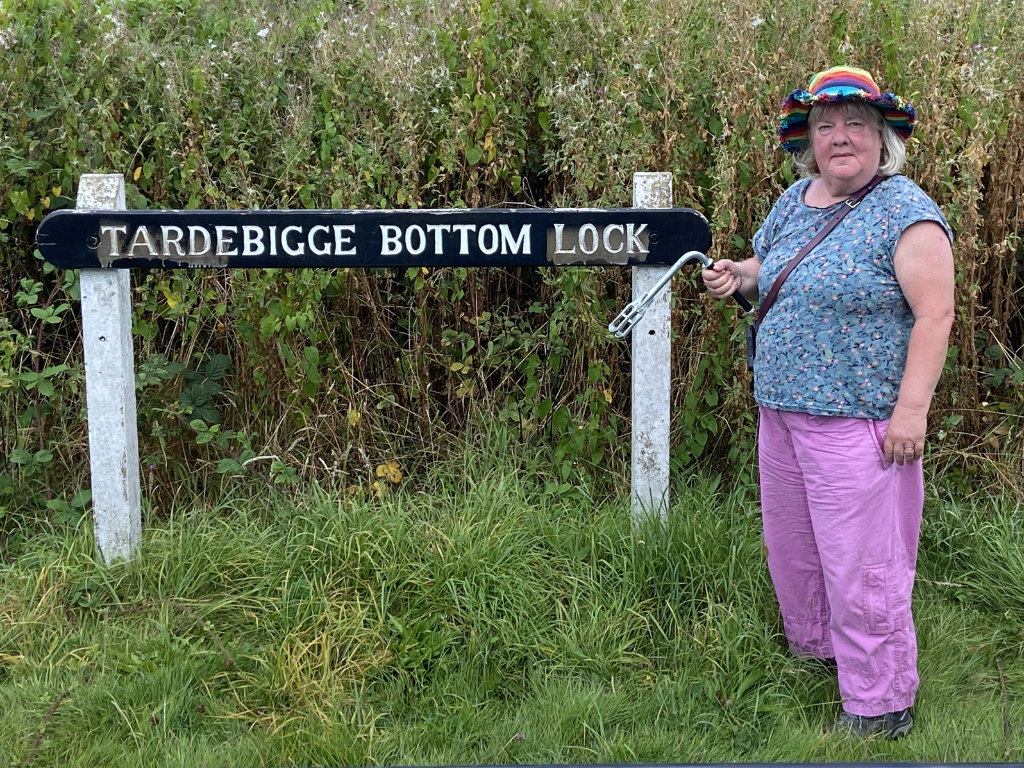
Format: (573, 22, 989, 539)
(826, 707, 913, 740)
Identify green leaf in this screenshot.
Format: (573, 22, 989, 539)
(34, 449, 54, 464)
(48, 498, 78, 524)
(216, 458, 242, 474)
(191, 405, 221, 424)
(535, 399, 553, 420)
(9, 448, 32, 464)
(10, 189, 32, 215)
(782, 160, 795, 186)
(465, 145, 483, 165)
(203, 354, 231, 381)
(552, 407, 569, 433)
(271, 461, 298, 485)
(136, 354, 184, 388)
(180, 381, 221, 423)
(71, 489, 92, 508)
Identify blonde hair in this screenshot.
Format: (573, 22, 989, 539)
(792, 101, 906, 178)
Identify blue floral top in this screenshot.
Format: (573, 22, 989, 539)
(752, 174, 953, 420)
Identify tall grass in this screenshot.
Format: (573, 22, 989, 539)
(3, 2, 1023, 763)
(2, 0, 1024, 509)
(2, 437, 1022, 765)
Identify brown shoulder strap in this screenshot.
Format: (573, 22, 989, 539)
(754, 174, 885, 331)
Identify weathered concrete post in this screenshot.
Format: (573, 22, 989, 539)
(631, 172, 672, 521)
(78, 174, 141, 563)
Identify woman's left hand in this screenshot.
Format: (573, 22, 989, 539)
(883, 404, 927, 465)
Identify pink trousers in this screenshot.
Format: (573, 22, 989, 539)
(757, 406, 923, 717)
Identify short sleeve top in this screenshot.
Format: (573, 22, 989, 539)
(751, 174, 952, 420)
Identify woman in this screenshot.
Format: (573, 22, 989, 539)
(702, 66, 954, 739)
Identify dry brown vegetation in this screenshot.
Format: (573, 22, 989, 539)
(1, 0, 1022, 502)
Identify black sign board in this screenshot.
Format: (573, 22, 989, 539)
(36, 208, 711, 269)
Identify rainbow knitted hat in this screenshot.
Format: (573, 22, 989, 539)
(777, 66, 917, 153)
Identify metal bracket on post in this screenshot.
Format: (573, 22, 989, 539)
(78, 174, 141, 563)
(631, 172, 672, 522)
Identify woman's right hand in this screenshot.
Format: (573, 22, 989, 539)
(701, 259, 746, 299)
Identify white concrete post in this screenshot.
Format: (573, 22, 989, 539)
(631, 172, 672, 521)
(78, 174, 141, 563)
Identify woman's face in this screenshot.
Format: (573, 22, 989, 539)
(810, 104, 883, 184)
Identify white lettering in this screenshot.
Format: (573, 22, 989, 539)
(188, 226, 212, 256)
(100, 225, 127, 255)
(626, 223, 648, 254)
(125, 226, 158, 257)
(308, 225, 331, 256)
(452, 224, 476, 255)
(269, 226, 277, 256)
(333, 225, 356, 256)
(553, 223, 575, 255)
(405, 225, 427, 256)
(478, 224, 499, 255)
(500, 224, 530, 254)
(381, 225, 403, 256)
(282, 226, 305, 256)
(215, 226, 239, 257)
(162, 226, 186, 257)
(602, 224, 624, 254)
(242, 226, 265, 256)
(578, 223, 598, 256)
(426, 224, 451, 254)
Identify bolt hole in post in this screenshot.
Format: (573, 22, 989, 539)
(610, 235, 755, 523)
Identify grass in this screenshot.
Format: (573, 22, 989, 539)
(2, 438, 1023, 766)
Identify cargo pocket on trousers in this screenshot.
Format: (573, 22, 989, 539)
(866, 418, 889, 469)
(863, 559, 911, 635)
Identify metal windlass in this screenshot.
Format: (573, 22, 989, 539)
(609, 251, 754, 338)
